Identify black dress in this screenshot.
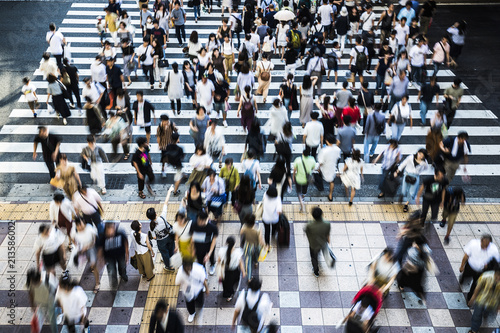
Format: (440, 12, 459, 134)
(86, 105, 103, 135)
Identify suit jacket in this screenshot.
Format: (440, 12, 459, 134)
(133, 100, 155, 124)
(149, 311, 184, 333)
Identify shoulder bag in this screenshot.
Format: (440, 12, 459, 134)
(301, 157, 314, 184)
(79, 191, 104, 216)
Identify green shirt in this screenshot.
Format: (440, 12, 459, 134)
(219, 165, 240, 192)
(444, 86, 463, 109)
(293, 155, 316, 185)
(304, 219, 331, 251)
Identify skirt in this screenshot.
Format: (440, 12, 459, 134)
(136, 250, 155, 280)
(42, 248, 62, 269)
(52, 94, 71, 118)
(299, 96, 313, 124)
(179, 239, 193, 259)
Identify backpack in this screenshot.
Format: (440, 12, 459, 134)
(373, 113, 385, 135)
(241, 97, 254, 117)
(232, 14, 242, 33)
(290, 30, 301, 49)
(354, 47, 367, 70)
(260, 63, 271, 81)
(244, 160, 257, 188)
(241, 291, 262, 330)
(326, 53, 337, 69)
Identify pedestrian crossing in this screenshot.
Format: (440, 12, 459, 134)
(5, 0, 500, 191)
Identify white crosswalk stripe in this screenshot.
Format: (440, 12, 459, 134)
(4, 0, 499, 186)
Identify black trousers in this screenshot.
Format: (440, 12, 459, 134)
(142, 65, 155, 85)
(67, 84, 82, 108)
(137, 166, 155, 191)
(461, 261, 482, 302)
(194, 243, 216, 267)
(310, 247, 320, 275)
(222, 268, 240, 298)
(263, 222, 278, 245)
(306, 144, 319, 159)
(171, 99, 181, 112)
(45, 156, 57, 179)
(422, 199, 440, 223)
(175, 25, 186, 44)
(186, 291, 204, 315)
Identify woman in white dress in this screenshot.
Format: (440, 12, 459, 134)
(266, 98, 288, 140)
(165, 62, 185, 115)
(155, 4, 170, 42)
(299, 75, 318, 126)
(340, 149, 364, 206)
(276, 21, 289, 61)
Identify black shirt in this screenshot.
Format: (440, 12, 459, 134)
(34, 134, 61, 159)
(358, 90, 374, 108)
(132, 147, 151, 173)
(151, 27, 166, 45)
(422, 175, 449, 203)
(265, 11, 278, 29)
(284, 48, 298, 65)
(122, 45, 135, 56)
(164, 144, 184, 167)
(214, 80, 230, 102)
(420, 83, 440, 104)
(421, 0, 436, 17)
(443, 137, 471, 162)
(189, 222, 219, 245)
(97, 228, 128, 259)
(65, 65, 79, 87)
(106, 65, 123, 88)
(376, 57, 392, 76)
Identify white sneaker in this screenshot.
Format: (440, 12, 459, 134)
(62, 118, 67, 125)
(162, 171, 167, 178)
(223, 120, 228, 128)
(79, 109, 84, 116)
(188, 313, 196, 323)
(69, 103, 75, 109)
(209, 265, 216, 275)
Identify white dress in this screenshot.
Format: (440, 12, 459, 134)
(277, 24, 289, 47)
(266, 106, 288, 136)
(341, 158, 363, 190)
(167, 71, 184, 100)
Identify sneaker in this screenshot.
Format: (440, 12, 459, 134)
(314, 271, 319, 278)
(439, 220, 446, 228)
(162, 171, 167, 178)
(62, 270, 69, 278)
(409, 81, 413, 87)
(101, 188, 107, 195)
(365, 70, 372, 75)
(69, 103, 75, 109)
(79, 109, 84, 116)
(188, 313, 196, 323)
(223, 120, 228, 128)
(150, 85, 154, 90)
(173, 190, 181, 196)
(33, 113, 37, 118)
(163, 266, 175, 272)
(209, 265, 216, 275)
(444, 236, 450, 245)
(62, 118, 68, 125)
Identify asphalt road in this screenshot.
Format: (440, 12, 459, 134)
(0, 1, 499, 199)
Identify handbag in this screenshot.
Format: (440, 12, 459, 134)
(209, 180, 227, 208)
(360, 90, 373, 114)
(258, 246, 268, 262)
(164, 72, 170, 93)
(313, 172, 324, 191)
(216, 260, 225, 283)
(254, 202, 263, 220)
(158, 58, 169, 68)
(322, 244, 336, 269)
(50, 177, 64, 189)
(301, 157, 314, 184)
(81, 156, 91, 172)
(404, 175, 417, 185)
(79, 191, 104, 216)
(130, 255, 138, 269)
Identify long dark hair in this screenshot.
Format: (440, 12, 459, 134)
(131, 220, 142, 245)
(244, 85, 252, 99)
(225, 236, 235, 270)
(189, 30, 199, 43)
(352, 149, 361, 162)
(172, 62, 179, 74)
(302, 75, 312, 90)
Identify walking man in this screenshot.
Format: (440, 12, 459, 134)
(305, 207, 331, 277)
(175, 259, 209, 323)
(46, 23, 66, 69)
(97, 222, 129, 288)
(33, 126, 61, 180)
(467, 267, 500, 333)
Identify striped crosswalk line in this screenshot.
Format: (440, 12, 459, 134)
(3, 0, 499, 189)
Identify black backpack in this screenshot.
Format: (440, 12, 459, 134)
(232, 15, 242, 33)
(373, 114, 385, 135)
(355, 47, 367, 69)
(241, 291, 262, 330)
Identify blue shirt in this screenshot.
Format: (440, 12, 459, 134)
(390, 76, 409, 98)
(365, 111, 386, 137)
(397, 7, 416, 25)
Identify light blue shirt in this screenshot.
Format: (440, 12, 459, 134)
(397, 7, 416, 25)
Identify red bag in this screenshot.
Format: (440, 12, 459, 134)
(31, 312, 41, 333)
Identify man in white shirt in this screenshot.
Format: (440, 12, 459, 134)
(232, 278, 272, 332)
(394, 17, 409, 49)
(72, 185, 103, 226)
(303, 111, 324, 158)
(196, 74, 215, 114)
(318, 0, 334, 40)
(408, 38, 429, 86)
(359, 4, 375, 37)
(348, 36, 369, 90)
(136, 37, 155, 88)
(175, 260, 209, 323)
(460, 235, 500, 302)
(90, 56, 107, 87)
(39, 52, 59, 80)
(46, 23, 66, 69)
(318, 134, 341, 201)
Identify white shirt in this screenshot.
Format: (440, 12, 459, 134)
(318, 4, 334, 26)
(189, 153, 213, 171)
(352, 302, 374, 322)
(318, 145, 341, 175)
(196, 80, 215, 107)
(136, 44, 154, 66)
(257, 60, 274, 74)
(222, 41, 235, 56)
(464, 239, 500, 272)
(72, 188, 102, 215)
(34, 228, 65, 254)
(175, 262, 207, 301)
(70, 224, 97, 250)
(82, 82, 105, 104)
(49, 198, 75, 224)
(46, 31, 65, 55)
(22, 84, 37, 102)
(303, 120, 324, 147)
(136, 100, 146, 127)
(218, 247, 243, 270)
(235, 290, 272, 332)
(132, 232, 150, 255)
(39, 59, 58, 80)
(241, 159, 260, 181)
(262, 194, 282, 224)
(55, 286, 88, 322)
(349, 45, 369, 59)
(202, 176, 226, 202)
(390, 102, 411, 120)
(395, 24, 409, 46)
(173, 220, 192, 242)
(398, 155, 428, 175)
(360, 11, 375, 31)
(90, 60, 107, 83)
(229, 13, 242, 32)
(409, 44, 429, 67)
(250, 33, 260, 47)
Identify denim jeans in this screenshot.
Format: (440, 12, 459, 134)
(106, 255, 128, 286)
(419, 100, 429, 125)
(391, 123, 406, 141)
(283, 98, 291, 119)
(401, 173, 419, 203)
(411, 65, 423, 84)
(363, 135, 380, 163)
(432, 61, 443, 77)
(175, 24, 186, 44)
(193, 5, 200, 20)
(157, 236, 175, 268)
(376, 74, 387, 96)
(470, 304, 494, 332)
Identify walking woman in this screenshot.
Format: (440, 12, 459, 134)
(50, 192, 75, 251)
(115, 89, 133, 151)
(204, 119, 226, 168)
(218, 236, 246, 301)
(268, 156, 292, 200)
(183, 60, 197, 107)
(155, 4, 170, 42)
(316, 95, 337, 137)
(300, 75, 318, 126)
(152, 39, 164, 88)
(54, 154, 82, 199)
(240, 214, 264, 282)
(188, 31, 202, 62)
(245, 119, 266, 160)
(202, 168, 226, 224)
(212, 48, 226, 77)
(277, 21, 290, 61)
(166, 62, 184, 115)
(70, 218, 100, 293)
(190, 106, 210, 147)
(181, 181, 205, 223)
(255, 53, 274, 103)
(340, 149, 364, 206)
(187, 145, 212, 185)
(275, 122, 294, 172)
(27, 269, 57, 333)
(279, 73, 299, 120)
(237, 85, 257, 132)
(84, 97, 104, 135)
(261, 185, 282, 248)
(447, 20, 467, 66)
(236, 63, 254, 99)
(395, 149, 429, 212)
(173, 210, 193, 259)
(236, 175, 255, 223)
(46, 74, 71, 125)
(266, 99, 288, 142)
(131, 220, 156, 281)
(55, 277, 89, 333)
(373, 139, 402, 199)
(222, 34, 235, 81)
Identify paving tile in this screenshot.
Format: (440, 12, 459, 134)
(279, 291, 301, 308)
(385, 309, 411, 326)
(298, 291, 321, 308)
(406, 309, 433, 327)
(319, 291, 341, 307)
(301, 308, 323, 326)
(411, 328, 435, 333)
(280, 308, 302, 326)
(88, 307, 112, 325)
(428, 309, 454, 327)
(442, 292, 469, 310)
(278, 275, 299, 291)
(112, 291, 138, 307)
(448, 309, 472, 328)
(108, 307, 134, 325)
(92, 291, 116, 307)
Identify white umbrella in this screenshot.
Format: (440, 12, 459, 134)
(274, 10, 295, 22)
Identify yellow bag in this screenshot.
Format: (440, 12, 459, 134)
(50, 177, 64, 189)
(258, 247, 268, 262)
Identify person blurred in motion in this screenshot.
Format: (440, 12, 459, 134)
(34, 224, 68, 278)
(33, 126, 61, 181)
(149, 299, 185, 332)
(366, 248, 400, 295)
(440, 186, 466, 245)
(189, 211, 219, 276)
(175, 259, 209, 323)
(97, 222, 129, 288)
(467, 266, 500, 333)
(70, 218, 100, 293)
(73, 184, 103, 227)
(50, 192, 75, 250)
(55, 277, 89, 333)
(305, 207, 331, 277)
(27, 269, 57, 333)
(217, 236, 246, 301)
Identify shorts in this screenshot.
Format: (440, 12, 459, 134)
(330, 62, 338, 71)
(28, 101, 40, 110)
(350, 65, 364, 76)
(213, 101, 225, 113)
(174, 167, 183, 182)
(296, 183, 309, 195)
(83, 247, 97, 266)
(142, 126, 151, 134)
(42, 249, 61, 269)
